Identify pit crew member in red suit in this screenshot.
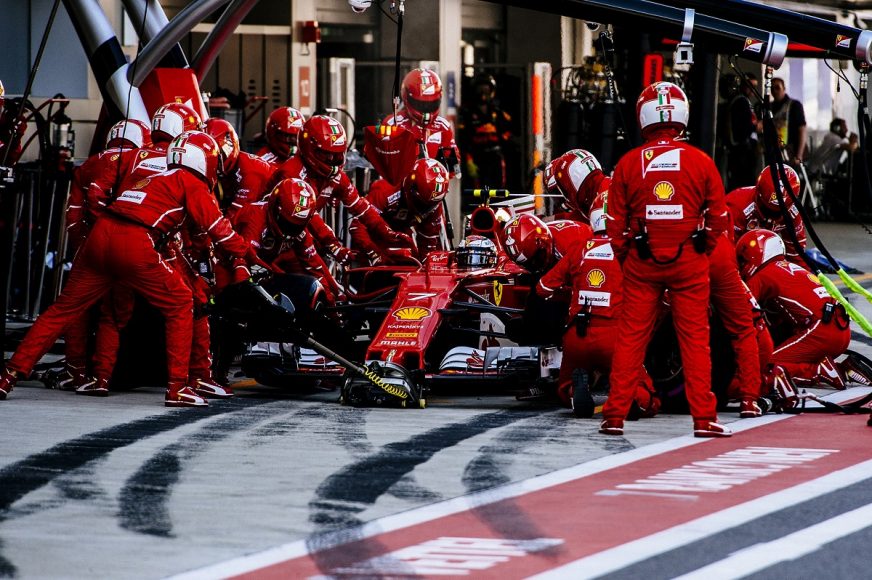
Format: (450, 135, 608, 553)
(257, 106, 305, 168)
(602, 82, 732, 438)
(381, 69, 461, 176)
(84, 104, 206, 396)
(89, 103, 204, 209)
(708, 228, 764, 417)
(56, 119, 149, 392)
(727, 165, 806, 264)
(205, 118, 274, 222)
(545, 149, 609, 223)
(211, 178, 338, 384)
(501, 213, 593, 277)
(350, 158, 450, 263)
(537, 195, 658, 414)
(0, 132, 266, 406)
(227, 178, 343, 301)
(736, 229, 854, 388)
(268, 115, 413, 263)
(67, 119, 151, 250)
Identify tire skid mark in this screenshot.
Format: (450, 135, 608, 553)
(53, 463, 107, 502)
(459, 413, 627, 555)
(244, 404, 353, 448)
(119, 402, 294, 537)
(0, 541, 13, 579)
(0, 398, 272, 576)
(327, 407, 440, 503)
(305, 409, 539, 576)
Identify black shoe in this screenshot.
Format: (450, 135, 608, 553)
(571, 369, 595, 418)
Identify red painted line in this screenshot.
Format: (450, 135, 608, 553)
(230, 414, 872, 579)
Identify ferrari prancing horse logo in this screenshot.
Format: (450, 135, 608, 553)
(493, 281, 503, 306)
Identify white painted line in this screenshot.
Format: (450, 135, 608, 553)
(169, 414, 790, 580)
(674, 502, 872, 580)
(529, 458, 872, 580)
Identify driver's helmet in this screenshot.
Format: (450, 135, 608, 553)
(456, 235, 498, 270)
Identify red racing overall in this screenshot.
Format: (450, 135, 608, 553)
(7, 169, 251, 394)
(538, 235, 655, 410)
(745, 259, 851, 382)
(604, 130, 729, 424)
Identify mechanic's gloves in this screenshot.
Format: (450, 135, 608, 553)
(231, 262, 252, 284)
(327, 242, 361, 265)
(191, 275, 212, 307)
(365, 250, 383, 266)
(244, 245, 278, 274)
(384, 229, 415, 249)
(382, 246, 418, 264)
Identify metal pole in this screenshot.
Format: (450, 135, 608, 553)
(659, 0, 872, 65)
(24, 177, 34, 321)
(129, 0, 233, 87)
(62, 0, 149, 123)
(481, 0, 787, 68)
(33, 177, 58, 318)
(1, 0, 61, 167)
(120, 0, 189, 68)
(53, 178, 72, 301)
(192, 0, 261, 81)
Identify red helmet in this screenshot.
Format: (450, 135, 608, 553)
(735, 229, 786, 279)
(300, 115, 348, 178)
(544, 149, 603, 218)
(637, 82, 689, 138)
(456, 235, 497, 270)
(166, 131, 221, 189)
(501, 213, 554, 273)
(589, 191, 608, 234)
(151, 103, 203, 144)
(403, 158, 450, 213)
(265, 107, 305, 159)
(401, 68, 442, 127)
(205, 118, 240, 172)
(105, 119, 151, 149)
(756, 165, 800, 217)
(267, 178, 317, 238)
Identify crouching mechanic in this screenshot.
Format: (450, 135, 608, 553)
(544, 149, 609, 224)
(267, 115, 414, 264)
(727, 165, 806, 264)
(536, 195, 659, 416)
(204, 118, 274, 222)
(226, 178, 342, 300)
(603, 81, 732, 438)
(501, 212, 594, 298)
(351, 158, 450, 263)
(257, 106, 306, 168)
(211, 179, 344, 384)
(0, 132, 268, 406)
(736, 229, 862, 389)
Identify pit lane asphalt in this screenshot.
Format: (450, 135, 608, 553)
(1, 223, 871, 579)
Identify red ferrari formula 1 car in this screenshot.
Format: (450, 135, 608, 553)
(339, 205, 565, 408)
